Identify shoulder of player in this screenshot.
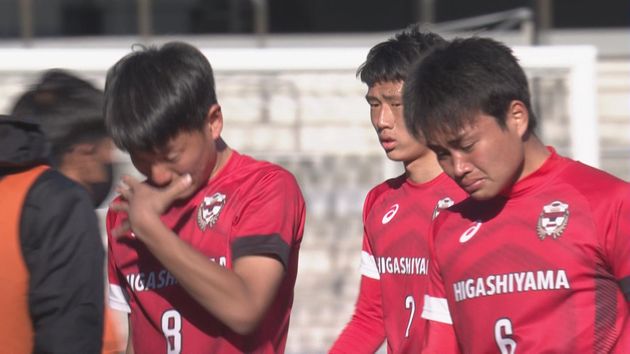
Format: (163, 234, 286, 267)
(235, 153, 291, 177)
(255, 162, 298, 185)
(25, 169, 93, 210)
(556, 159, 630, 199)
(564, 159, 625, 183)
(368, 174, 406, 199)
(22, 169, 98, 249)
(233, 156, 303, 197)
(362, 174, 405, 209)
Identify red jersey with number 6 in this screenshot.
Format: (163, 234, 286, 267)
(422, 149, 630, 353)
(107, 151, 305, 354)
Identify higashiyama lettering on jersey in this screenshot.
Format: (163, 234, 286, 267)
(358, 173, 465, 353)
(422, 148, 630, 353)
(107, 151, 305, 354)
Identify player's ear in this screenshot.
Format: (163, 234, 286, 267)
(205, 104, 223, 140)
(70, 142, 98, 156)
(506, 100, 529, 138)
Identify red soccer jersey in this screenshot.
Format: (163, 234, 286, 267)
(334, 172, 465, 353)
(107, 151, 305, 354)
(422, 149, 630, 353)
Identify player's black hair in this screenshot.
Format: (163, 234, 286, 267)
(403, 36, 538, 140)
(104, 41, 217, 152)
(11, 69, 105, 167)
(357, 24, 447, 87)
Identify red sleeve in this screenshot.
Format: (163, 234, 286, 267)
(420, 216, 451, 323)
(230, 169, 305, 268)
(106, 207, 131, 313)
(330, 229, 385, 353)
(421, 215, 460, 352)
(421, 321, 461, 354)
(604, 184, 630, 300)
(106, 208, 120, 288)
(330, 275, 385, 353)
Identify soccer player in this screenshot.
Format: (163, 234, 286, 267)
(104, 42, 306, 353)
(0, 114, 104, 353)
(330, 27, 466, 353)
(11, 69, 124, 353)
(403, 37, 630, 353)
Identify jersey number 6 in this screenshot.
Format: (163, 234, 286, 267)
(495, 318, 517, 354)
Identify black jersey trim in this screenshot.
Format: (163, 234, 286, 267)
(231, 234, 291, 269)
(620, 276, 630, 301)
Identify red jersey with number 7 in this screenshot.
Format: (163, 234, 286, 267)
(332, 172, 465, 353)
(107, 151, 305, 353)
(422, 149, 630, 353)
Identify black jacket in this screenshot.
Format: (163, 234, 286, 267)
(0, 116, 104, 353)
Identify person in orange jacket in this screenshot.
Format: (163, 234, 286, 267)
(0, 114, 104, 353)
(12, 69, 124, 353)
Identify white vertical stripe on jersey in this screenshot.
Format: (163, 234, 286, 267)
(108, 284, 132, 313)
(359, 250, 381, 280)
(421, 295, 453, 324)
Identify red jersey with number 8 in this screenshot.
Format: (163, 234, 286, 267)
(107, 151, 305, 353)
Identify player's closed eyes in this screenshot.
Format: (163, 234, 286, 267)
(460, 142, 475, 153)
(430, 146, 450, 160)
(165, 154, 180, 163)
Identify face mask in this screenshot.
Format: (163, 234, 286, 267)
(89, 162, 114, 208)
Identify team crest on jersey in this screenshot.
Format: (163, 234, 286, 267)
(536, 200, 570, 240)
(197, 192, 227, 231)
(432, 196, 455, 220)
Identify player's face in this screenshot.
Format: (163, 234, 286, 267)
(367, 81, 429, 162)
(85, 137, 115, 206)
(60, 136, 115, 207)
(81, 137, 114, 182)
(129, 126, 217, 195)
(427, 112, 526, 200)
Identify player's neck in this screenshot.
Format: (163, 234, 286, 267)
(517, 134, 551, 183)
(404, 152, 443, 184)
(58, 158, 92, 195)
(209, 138, 233, 180)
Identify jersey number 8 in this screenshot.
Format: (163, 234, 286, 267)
(162, 309, 182, 354)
